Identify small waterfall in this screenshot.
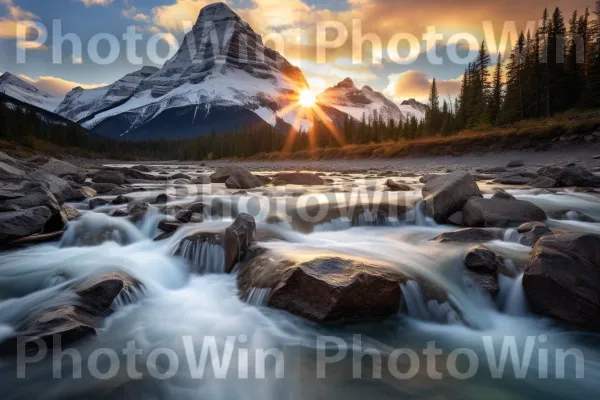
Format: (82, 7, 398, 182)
(352, 211, 402, 227)
(112, 285, 148, 309)
(176, 237, 226, 274)
(411, 201, 436, 227)
(504, 228, 521, 243)
(503, 274, 529, 316)
(60, 213, 146, 247)
(314, 217, 351, 232)
(244, 288, 271, 306)
(400, 281, 462, 325)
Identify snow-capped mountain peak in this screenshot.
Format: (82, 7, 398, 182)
(399, 98, 427, 121)
(0, 72, 63, 112)
(319, 78, 405, 123)
(54, 2, 310, 140)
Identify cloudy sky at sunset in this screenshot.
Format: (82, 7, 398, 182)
(0, 0, 593, 102)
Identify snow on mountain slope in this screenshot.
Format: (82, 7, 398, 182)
(0, 73, 63, 112)
(55, 66, 159, 122)
(67, 2, 309, 140)
(399, 99, 427, 121)
(319, 78, 405, 123)
(0, 92, 87, 130)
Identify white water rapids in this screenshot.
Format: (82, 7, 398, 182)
(0, 168, 599, 399)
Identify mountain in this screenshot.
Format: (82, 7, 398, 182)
(0, 73, 63, 112)
(399, 98, 427, 121)
(56, 66, 159, 122)
(319, 78, 405, 123)
(57, 2, 310, 140)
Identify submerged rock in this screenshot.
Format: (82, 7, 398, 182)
(433, 228, 498, 243)
(463, 197, 546, 227)
(422, 172, 482, 223)
(523, 233, 600, 330)
(238, 255, 404, 323)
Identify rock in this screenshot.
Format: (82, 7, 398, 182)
(272, 173, 325, 186)
(2, 231, 65, 248)
(463, 246, 506, 296)
(175, 210, 193, 223)
(128, 202, 150, 221)
(92, 170, 125, 185)
(386, 179, 412, 191)
(110, 209, 130, 217)
(433, 228, 498, 243)
(224, 169, 263, 189)
(131, 165, 151, 172)
(62, 173, 86, 184)
(529, 176, 557, 188)
(170, 173, 191, 180)
(463, 197, 547, 227)
(91, 182, 117, 194)
(192, 176, 211, 185)
(61, 205, 81, 221)
(238, 255, 403, 323)
(110, 195, 130, 205)
(517, 222, 552, 246)
(30, 171, 80, 203)
(187, 202, 205, 214)
(255, 175, 272, 184)
(523, 233, 600, 330)
(155, 193, 171, 204)
(158, 220, 184, 233)
(422, 172, 482, 223)
(89, 198, 109, 210)
(0, 272, 141, 356)
(506, 159, 524, 168)
(0, 206, 53, 245)
(537, 166, 600, 188)
(74, 186, 97, 200)
(210, 166, 245, 183)
(419, 174, 442, 184)
(0, 184, 60, 214)
(447, 211, 464, 226)
(491, 177, 532, 185)
(172, 179, 191, 185)
(492, 190, 516, 201)
(30, 157, 83, 177)
(224, 214, 256, 273)
(479, 167, 507, 173)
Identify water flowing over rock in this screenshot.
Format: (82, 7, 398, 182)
(238, 254, 404, 323)
(422, 171, 482, 223)
(433, 228, 498, 243)
(463, 197, 547, 227)
(176, 232, 225, 274)
(523, 233, 600, 330)
(0, 272, 141, 356)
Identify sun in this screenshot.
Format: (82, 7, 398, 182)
(298, 89, 317, 108)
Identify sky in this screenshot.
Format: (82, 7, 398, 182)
(0, 0, 594, 103)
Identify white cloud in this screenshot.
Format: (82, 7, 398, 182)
(384, 70, 462, 102)
(74, 0, 113, 7)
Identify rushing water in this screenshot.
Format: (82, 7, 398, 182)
(1, 167, 600, 400)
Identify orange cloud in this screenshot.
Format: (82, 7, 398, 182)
(385, 70, 462, 102)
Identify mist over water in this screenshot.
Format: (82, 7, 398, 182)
(1, 167, 599, 400)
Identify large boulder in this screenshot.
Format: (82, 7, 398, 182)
(211, 166, 245, 183)
(0, 184, 60, 214)
(31, 171, 80, 203)
(92, 170, 125, 185)
(28, 156, 83, 178)
(225, 169, 263, 189)
(537, 166, 600, 188)
(91, 182, 117, 194)
(0, 207, 53, 245)
(523, 233, 600, 330)
(0, 272, 141, 356)
(516, 222, 552, 246)
(462, 197, 546, 227)
(422, 172, 482, 223)
(238, 255, 404, 323)
(272, 173, 325, 186)
(224, 213, 256, 273)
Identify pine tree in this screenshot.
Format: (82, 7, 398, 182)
(488, 53, 503, 125)
(425, 78, 441, 135)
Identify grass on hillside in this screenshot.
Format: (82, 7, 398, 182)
(246, 110, 600, 161)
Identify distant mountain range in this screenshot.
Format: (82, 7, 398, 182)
(1, 2, 426, 141)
